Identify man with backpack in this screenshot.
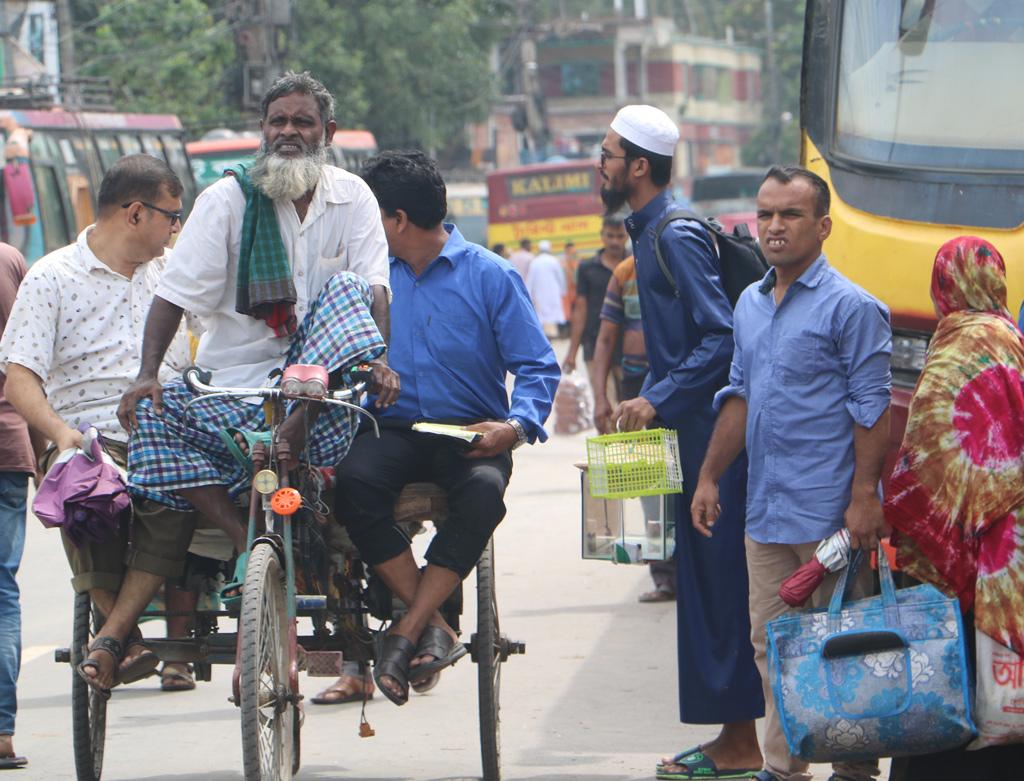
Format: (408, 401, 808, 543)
(604, 104, 766, 780)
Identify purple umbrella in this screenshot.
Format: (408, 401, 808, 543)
(33, 426, 130, 548)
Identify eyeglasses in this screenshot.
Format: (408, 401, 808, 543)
(599, 150, 629, 167)
(122, 201, 183, 226)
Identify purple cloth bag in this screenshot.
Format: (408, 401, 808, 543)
(32, 426, 130, 547)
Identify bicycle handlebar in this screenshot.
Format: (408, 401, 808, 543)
(181, 366, 381, 438)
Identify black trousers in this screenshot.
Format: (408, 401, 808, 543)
(335, 427, 513, 579)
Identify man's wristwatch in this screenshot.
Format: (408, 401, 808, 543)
(505, 418, 528, 450)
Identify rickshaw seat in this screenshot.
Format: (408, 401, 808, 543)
(394, 482, 449, 526)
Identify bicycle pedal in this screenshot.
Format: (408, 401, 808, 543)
(304, 650, 344, 677)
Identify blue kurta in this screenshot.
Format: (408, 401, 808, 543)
(626, 191, 764, 724)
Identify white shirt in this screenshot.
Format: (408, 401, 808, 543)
(0, 228, 193, 443)
(508, 249, 534, 279)
(158, 165, 389, 388)
(526, 252, 567, 325)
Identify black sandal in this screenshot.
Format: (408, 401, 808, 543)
(373, 633, 417, 706)
(120, 627, 159, 684)
(77, 636, 122, 700)
(408, 624, 467, 683)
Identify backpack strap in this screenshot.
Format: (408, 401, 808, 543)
(651, 208, 708, 300)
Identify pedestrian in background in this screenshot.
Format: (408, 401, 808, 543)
(692, 166, 892, 781)
(592, 255, 675, 602)
(561, 240, 578, 324)
(603, 104, 765, 780)
(563, 217, 628, 402)
(886, 236, 1024, 781)
(0, 243, 34, 770)
(490, 243, 509, 260)
(526, 239, 567, 339)
(508, 237, 534, 279)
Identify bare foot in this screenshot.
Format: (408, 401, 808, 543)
(0, 734, 15, 757)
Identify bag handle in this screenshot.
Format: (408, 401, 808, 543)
(827, 539, 899, 632)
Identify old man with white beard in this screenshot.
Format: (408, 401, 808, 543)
(118, 71, 400, 607)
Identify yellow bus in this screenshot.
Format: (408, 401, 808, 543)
(801, 0, 1024, 476)
(486, 161, 603, 254)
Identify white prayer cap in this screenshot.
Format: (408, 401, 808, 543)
(538, 239, 552, 252)
(610, 105, 679, 157)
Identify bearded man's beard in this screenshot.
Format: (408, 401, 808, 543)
(600, 181, 630, 216)
(250, 138, 327, 201)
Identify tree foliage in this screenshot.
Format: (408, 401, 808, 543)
(70, 0, 240, 132)
(704, 0, 806, 165)
(64, 0, 803, 163)
(286, 0, 510, 153)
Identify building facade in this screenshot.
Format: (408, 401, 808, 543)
(479, 13, 763, 184)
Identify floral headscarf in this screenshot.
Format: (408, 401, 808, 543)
(886, 236, 1024, 654)
(931, 234, 1015, 322)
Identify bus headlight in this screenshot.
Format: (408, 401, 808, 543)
(891, 332, 930, 386)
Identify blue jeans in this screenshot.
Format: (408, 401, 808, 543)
(0, 472, 27, 736)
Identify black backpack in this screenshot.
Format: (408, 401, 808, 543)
(652, 209, 768, 308)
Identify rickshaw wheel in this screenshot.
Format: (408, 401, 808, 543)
(71, 591, 106, 781)
(238, 543, 295, 781)
(475, 539, 501, 781)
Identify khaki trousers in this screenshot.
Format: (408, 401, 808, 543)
(43, 441, 196, 594)
(745, 535, 880, 781)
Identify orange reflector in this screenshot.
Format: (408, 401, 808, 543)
(271, 487, 302, 515)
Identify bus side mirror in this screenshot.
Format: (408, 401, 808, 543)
(899, 0, 933, 40)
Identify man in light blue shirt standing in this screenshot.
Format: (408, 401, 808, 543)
(692, 166, 892, 781)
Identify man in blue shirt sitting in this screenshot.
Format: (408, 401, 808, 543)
(337, 151, 559, 706)
(692, 166, 892, 781)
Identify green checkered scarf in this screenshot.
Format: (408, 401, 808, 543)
(225, 164, 297, 337)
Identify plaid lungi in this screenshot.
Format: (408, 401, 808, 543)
(128, 271, 385, 511)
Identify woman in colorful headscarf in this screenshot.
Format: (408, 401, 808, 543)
(886, 236, 1024, 779)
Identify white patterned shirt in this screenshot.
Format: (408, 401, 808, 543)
(156, 165, 390, 388)
(0, 228, 192, 443)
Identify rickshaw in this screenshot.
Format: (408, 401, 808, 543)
(55, 364, 525, 780)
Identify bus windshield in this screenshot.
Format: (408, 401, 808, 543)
(835, 0, 1024, 172)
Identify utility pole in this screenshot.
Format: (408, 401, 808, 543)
(55, 0, 75, 79)
(764, 0, 782, 162)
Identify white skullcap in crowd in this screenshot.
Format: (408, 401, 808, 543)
(610, 105, 679, 157)
(538, 239, 552, 252)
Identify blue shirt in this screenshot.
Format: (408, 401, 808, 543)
(376, 224, 559, 442)
(714, 256, 893, 544)
(626, 191, 735, 423)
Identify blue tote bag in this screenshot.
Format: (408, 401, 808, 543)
(766, 543, 976, 762)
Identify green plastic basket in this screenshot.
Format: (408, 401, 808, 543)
(585, 428, 682, 499)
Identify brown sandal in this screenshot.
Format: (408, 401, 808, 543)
(310, 674, 374, 705)
(160, 663, 196, 692)
(120, 628, 160, 684)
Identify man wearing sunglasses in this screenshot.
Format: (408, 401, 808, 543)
(0, 154, 199, 695)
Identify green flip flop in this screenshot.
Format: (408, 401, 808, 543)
(218, 427, 272, 471)
(220, 551, 248, 609)
(656, 750, 760, 780)
(658, 746, 702, 771)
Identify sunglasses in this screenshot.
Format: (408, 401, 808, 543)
(122, 201, 183, 226)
